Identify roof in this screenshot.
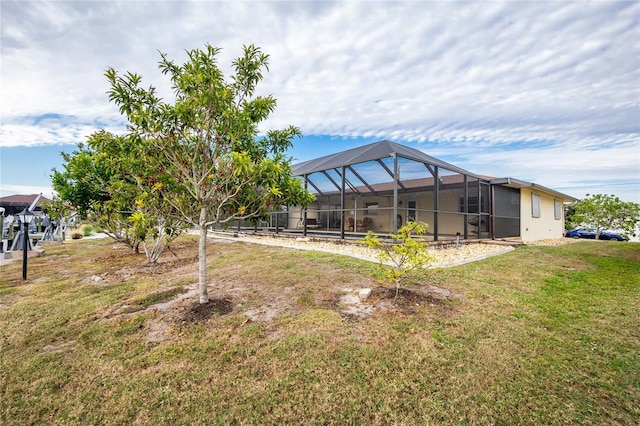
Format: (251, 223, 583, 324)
(292, 140, 482, 178)
(0, 194, 51, 208)
(291, 140, 577, 202)
(308, 173, 475, 197)
(490, 177, 578, 202)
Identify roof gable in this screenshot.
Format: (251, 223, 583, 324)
(0, 194, 51, 205)
(0, 194, 52, 214)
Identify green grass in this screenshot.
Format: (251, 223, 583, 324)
(0, 238, 638, 424)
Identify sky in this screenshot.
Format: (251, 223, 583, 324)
(1, 0, 639, 205)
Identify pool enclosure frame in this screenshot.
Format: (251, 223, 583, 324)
(288, 140, 495, 241)
(223, 140, 575, 241)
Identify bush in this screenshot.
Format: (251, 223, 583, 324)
(71, 232, 83, 240)
(364, 221, 433, 294)
(81, 225, 94, 236)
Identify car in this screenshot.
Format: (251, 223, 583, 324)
(564, 227, 627, 241)
(599, 230, 628, 241)
(565, 227, 596, 239)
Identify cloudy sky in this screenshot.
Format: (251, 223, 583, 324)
(1, 0, 639, 204)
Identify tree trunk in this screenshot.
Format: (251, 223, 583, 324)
(198, 207, 209, 304)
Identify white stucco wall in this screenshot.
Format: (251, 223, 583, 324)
(520, 187, 565, 241)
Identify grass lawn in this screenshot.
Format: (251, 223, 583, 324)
(1, 236, 638, 425)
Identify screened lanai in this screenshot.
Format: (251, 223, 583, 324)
(288, 140, 492, 241)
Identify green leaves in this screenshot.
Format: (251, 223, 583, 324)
(572, 194, 640, 238)
(51, 141, 113, 217)
(87, 43, 314, 299)
(232, 44, 270, 98)
(364, 221, 433, 292)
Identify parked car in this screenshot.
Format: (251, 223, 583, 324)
(565, 227, 595, 239)
(599, 230, 629, 241)
(564, 227, 627, 241)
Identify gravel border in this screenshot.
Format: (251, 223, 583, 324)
(206, 230, 516, 268)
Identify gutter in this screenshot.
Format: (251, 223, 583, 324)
(490, 177, 578, 202)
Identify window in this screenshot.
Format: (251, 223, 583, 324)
(407, 200, 417, 222)
(531, 193, 541, 218)
(365, 202, 379, 216)
(554, 200, 562, 220)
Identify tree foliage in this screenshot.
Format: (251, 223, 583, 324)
(52, 138, 142, 251)
(572, 194, 640, 239)
(52, 142, 112, 218)
(105, 44, 313, 303)
(52, 130, 188, 262)
(90, 131, 188, 263)
(364, 221, 433, 295)
(564, 203, 577, 231)
(40, 196, 70, 223)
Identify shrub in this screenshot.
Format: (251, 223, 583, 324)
(364, 221, 433, 295)
(82, 224, 94, 236)
(71, 232, 83, 240)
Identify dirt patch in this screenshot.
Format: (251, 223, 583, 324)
(334, 285, 460, 319)
(40, 340, 76, 354)
(138, 255, 199, 275)
(244, 305, 283, 322)
(181, 298, 233, 324)
(368, 287, 450, 314)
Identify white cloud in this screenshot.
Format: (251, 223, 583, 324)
(1, 0, 638, 201)
(0, 183, 55, 200)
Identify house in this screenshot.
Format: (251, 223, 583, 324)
(285, 140, 576, 242)
(0, 194, 51, 216)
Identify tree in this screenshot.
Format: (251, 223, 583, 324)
(89, 131, 189, 263)
(52, 142, 111, 219)
(52, 139, 142, 252)
(40, 196, 70, 225)
(564, 203, 577, 231)
(364, 221, 433, 296)
(106, 44, 313, 303)
(572, 194, 640, 239)
(52, 130, 187, 261)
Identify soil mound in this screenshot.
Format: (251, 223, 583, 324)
(182, 298, 233, 323)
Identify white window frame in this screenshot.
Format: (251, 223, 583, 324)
(554, 199, 562, 220)
(365, 202, 379, 216)
(531, 193, 541, 218)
